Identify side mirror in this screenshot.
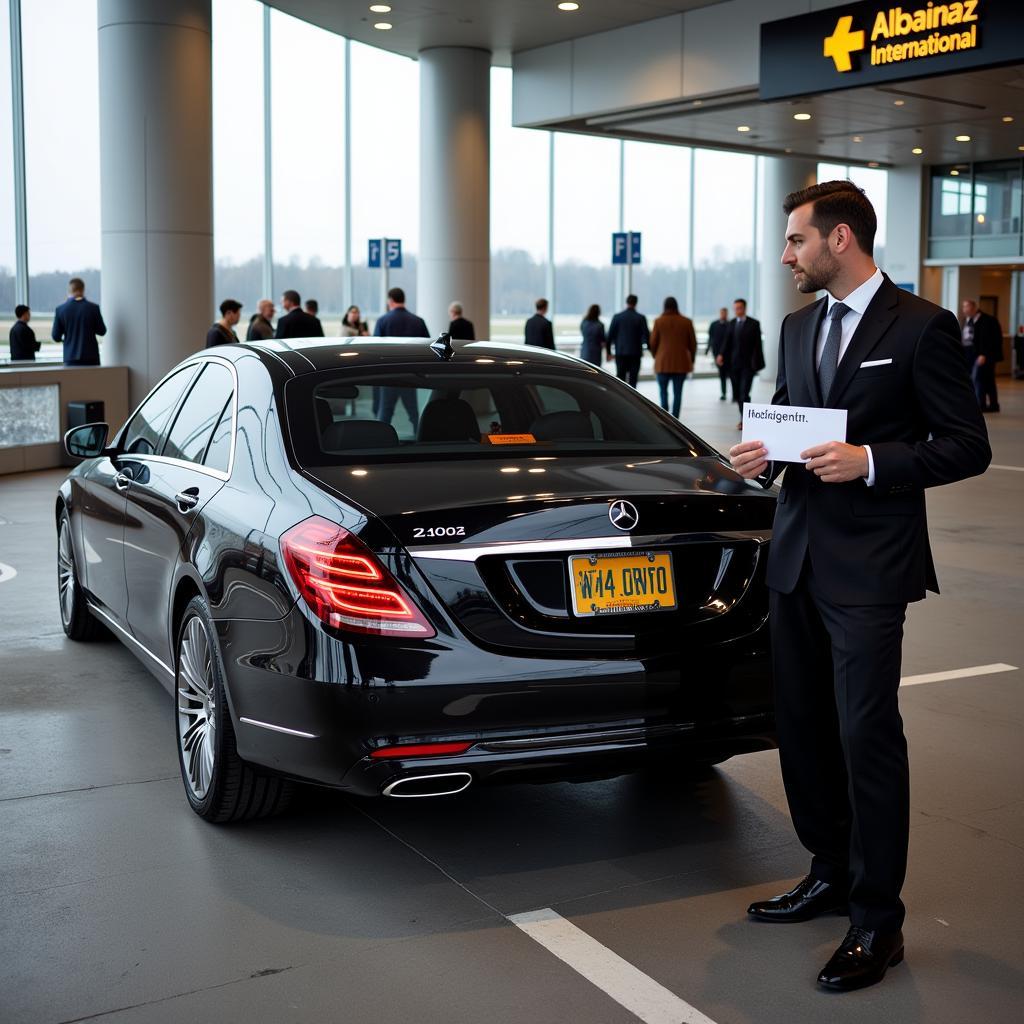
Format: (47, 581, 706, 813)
(64, 422, 109, 459)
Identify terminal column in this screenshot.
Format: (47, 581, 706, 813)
(98, 0, 213, 406)
(757, 157, 818, 380)
(418, 48, 490, 341)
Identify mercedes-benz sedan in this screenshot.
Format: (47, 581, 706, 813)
(58, 337, 776, 822)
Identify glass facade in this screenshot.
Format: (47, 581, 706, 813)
(929, 161, 1024, 260)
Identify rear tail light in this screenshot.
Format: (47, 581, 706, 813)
(280, 516, 435, 637)
(370, 742, 473, 760)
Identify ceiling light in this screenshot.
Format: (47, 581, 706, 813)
(1003, 116, 1014, 124)
(784, 147, 793, 153)
(369, 3, 391, 12)
(977, 214, 986, 224)
(793, 112, 812, 121)
(950, 169, 960, 176)
(852, 135, 862, 142)
(1019, 145, 1024, 152)
(912, 147, 923, 155)
(894, 99, 905, 106)
(373, 21, 393, 30)
(955, 134, 971, 142)
(868, 161, 880, 167)
(557, 1, 581, 10)
(737, 125, 751, 132)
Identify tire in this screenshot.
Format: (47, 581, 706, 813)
(57, 509, 105, 641)
(175, 595, 293, 823)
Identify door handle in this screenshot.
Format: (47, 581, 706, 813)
(114, 471, 132, 491)
(175, 487, 200, 512)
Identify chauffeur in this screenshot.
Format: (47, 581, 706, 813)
(729, 180, 990, 992)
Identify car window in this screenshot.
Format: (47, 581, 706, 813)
(286, 365, 710, 465)
(202, 395, 234, 473)
(162, 363, 234, 467)
(122, 365, 200, 456)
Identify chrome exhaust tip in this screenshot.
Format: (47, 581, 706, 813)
(382, 772, 473, 798)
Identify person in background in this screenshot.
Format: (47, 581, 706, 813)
(579, 304, 608, 367)
(525, 298, 555, 350)
(719, 297, 765, 429)
(305, 299, 324, 335)
(374, 287, 429, 429)
(246, 298, 276, 341)
(707, 306, 730, 400)
(649, 296, 696, 417)
(9, 305, 40, 361)
(341, 305, 369, 337)
(52, 277, 106, 366)
(1014, 323, 1024, 380)
(206, 299, 242, 347)
(607, 294, 650, 387)
(960, 298, 1003, 413)
(448, 302, 475, 341)
(276, 290, 324, 339)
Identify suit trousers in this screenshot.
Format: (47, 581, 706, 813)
(730, 367, 755, 415)
(616, 354, 641, 388)
(769, 557, 909, 932)
(972, 360, 999, 409)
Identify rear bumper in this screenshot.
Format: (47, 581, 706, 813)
(218, 605, 775, 797)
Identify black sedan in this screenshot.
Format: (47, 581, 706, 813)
(57, 337, 777, 822)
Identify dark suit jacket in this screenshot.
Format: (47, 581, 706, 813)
(275, 308, 325, 339)
(763, 275, 990, 605)
(374, 306, 429, 338)
(966, 310, 1004, 363)
(607, 308, 649, 357)
(448, 316, 475, 341)
(525, 313, 554, 349)
(721, 317, 765, 373)
(52, 296, 106, 365)
(9, 320, 40, 360)
(706, 318, 728, 357)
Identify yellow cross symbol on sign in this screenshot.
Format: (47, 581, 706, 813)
(824, 15, 866, 72)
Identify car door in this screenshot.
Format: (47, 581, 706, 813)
(122, 361, 235, 664)
(77, 364, 200, 627)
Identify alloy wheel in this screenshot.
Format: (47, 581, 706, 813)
(57, 519, 75, 627)
(177, 615, 218, 800)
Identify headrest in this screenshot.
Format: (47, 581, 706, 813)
(321, 419, 399, 450)
(529, 410, 595, 441)
(315, 397, 334, 432)
(416, 397, 480, 443)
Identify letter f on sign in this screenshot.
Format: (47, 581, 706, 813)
(824, 16, 865, 72)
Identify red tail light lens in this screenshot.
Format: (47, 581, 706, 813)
(280, 516, 435, 637)
(370, 742, 473, 760)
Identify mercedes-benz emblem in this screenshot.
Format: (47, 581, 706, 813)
(608, 499, 639, 531)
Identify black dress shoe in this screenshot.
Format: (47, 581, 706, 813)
(747, 875, 848, 922)
(817, 926, 904, 991)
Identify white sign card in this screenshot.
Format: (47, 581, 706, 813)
(741, 403, 848, 464)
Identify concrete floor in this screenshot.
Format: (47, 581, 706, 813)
(1, 374, 1022, 1024)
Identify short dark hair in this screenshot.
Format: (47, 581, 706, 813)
(219, 298, 242, 316)
(663, 296, 679, 314)
(14, 304, 29, 318)
(782, 179, 877, 256)
(305, 299, 319, 314)
(584, 304, 600, 321)
(282, 289, 301, 306)
(625, 294, 638, 307)
(388, 287, 406, 304)
(68, 277, 85, 293)
(535, 297, 548, 311)
(733, 298, 747, 308)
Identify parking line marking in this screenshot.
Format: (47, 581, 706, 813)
(990, 465, 1024, 473)
(901, 663, 1017, 686)
(0, 561, 17, 583)
(510, 908, 718, 1024)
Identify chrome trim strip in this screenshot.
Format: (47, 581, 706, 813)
(382, 772, 473, 798)
(87, 602, 174, 678)
(239, 717, 317, 739)
(409, 530, 770, 562)
(478, 724, 692, 753)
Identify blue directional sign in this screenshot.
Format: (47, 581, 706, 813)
(385, 238, 402, 269)
(368, 238, 403, 269)
(612, 232, 641, 265)
(368, 239, 382, 268)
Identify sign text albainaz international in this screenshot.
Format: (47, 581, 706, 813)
(760, 0, 1024, 101)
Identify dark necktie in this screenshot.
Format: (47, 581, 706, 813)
(818, 302, 851, 400)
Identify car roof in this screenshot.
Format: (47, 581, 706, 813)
(239, 337, 581, 376)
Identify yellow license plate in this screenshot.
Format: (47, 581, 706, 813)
(569, 551, 676, 617)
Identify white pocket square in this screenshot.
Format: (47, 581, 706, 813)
(860, 358, 893, 368)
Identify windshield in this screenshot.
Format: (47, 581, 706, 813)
(285, 364, 713, 465)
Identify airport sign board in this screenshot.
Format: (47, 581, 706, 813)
(612, 232, 642, 266)
(760, 0, 1024, 100)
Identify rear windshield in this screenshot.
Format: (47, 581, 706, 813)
(285, 364, 712, 464)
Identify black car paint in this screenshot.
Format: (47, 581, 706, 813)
(58, 339, 778, 798)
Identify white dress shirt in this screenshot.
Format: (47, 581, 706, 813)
(816, 267, 884, 486)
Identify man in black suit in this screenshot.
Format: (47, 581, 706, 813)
(719, 298, 765, 428)
(960, 299, 1003, 412)
(9, 305, 40, 360)
(524, 298, 554, 350)
(706, 307, 730, 400)
(275, 290, 324, 339)
(448, 302, 475, 341)
(729, 181, 990, 992)
(373, 286, 429, 429)
(607, 294, 650, 387)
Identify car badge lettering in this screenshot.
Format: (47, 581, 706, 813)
(608, 499, 639, 532)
